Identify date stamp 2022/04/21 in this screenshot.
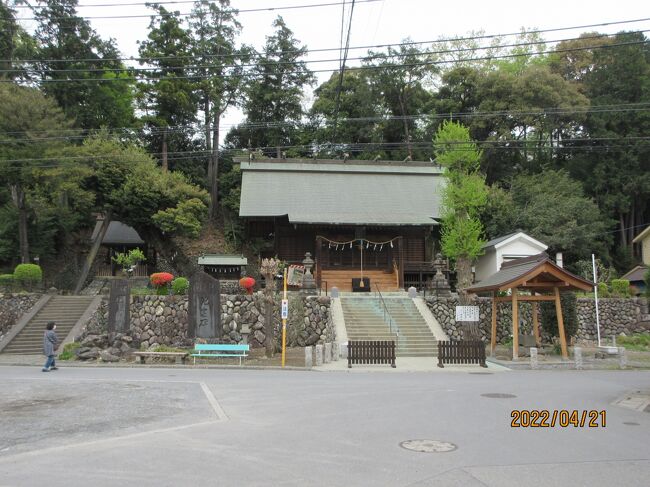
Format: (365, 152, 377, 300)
(511, 410, 606, 428)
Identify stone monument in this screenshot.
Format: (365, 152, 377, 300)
(108, 279, 130, 334)
(188, 271, 221, 339)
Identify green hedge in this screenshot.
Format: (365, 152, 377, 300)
(171, 277, 189, 295)
(610, 279, 630, 298)
(13, 264, 43, 290)
(0, 273, 13, 291)
(597, 282, 609, 297)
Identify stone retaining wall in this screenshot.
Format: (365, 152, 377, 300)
(0, 293, 42, 342)
(79, 292, 332, 356)
(575, 298, 649, 341)
(425, 295, 648, 344)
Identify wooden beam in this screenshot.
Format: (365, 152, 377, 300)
(532, 301, 541, 347)
(555, 287, 569, 360)
(512, 287, 519, 360)
(521, 282, 570, 288)
(494, 294, 555, 302)
(491, 291, 497, 357)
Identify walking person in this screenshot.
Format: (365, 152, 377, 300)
(42, 321, 58, 372)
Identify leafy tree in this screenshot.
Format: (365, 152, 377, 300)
(481, 170, 612, 263)
(566, 31, 650, 253)
(33, 0, 135, 129)
(232, 16, 314, 157)
(0, 83, 73, 263)
(363, 43, 436, 159)
(309, 71, 382, 157)
(434, 121, 487, 338)
(112, 248, 146, 277)
(138, 4, 197, 171)
(0, 0, 37, 80)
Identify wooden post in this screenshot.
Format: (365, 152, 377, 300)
(512, 287, 519, 360)
(554, 287, 569, 360)
(532, 301, 541, 347)
(490, 291, 497, 357)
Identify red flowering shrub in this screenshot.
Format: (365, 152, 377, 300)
(239, 277, 256, 295)
(150, 272, 174, 288)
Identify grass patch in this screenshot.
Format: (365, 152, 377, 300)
(58, 342, 81, 361)
(618, 333, 650, 351)
(130, 286, 152, 295)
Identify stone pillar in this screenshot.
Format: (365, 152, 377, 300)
(332, 341, 339, 361)
(574, 347, 583, 370)
(108, 279, 130, 334)
(315, 344, 324, 366)
(408, 286, 417, 298)
(301, 252, 317, 294)
(330, 287, 340, 298)
(530, 347, 539, 370)
(304, 346, 313, 369)
(324, 342, 332, 364)
(618, 347, 627, 369)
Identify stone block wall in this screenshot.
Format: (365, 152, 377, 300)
(575, 297, 649, 341)
(0, 293, 42, 342)
(81, 292, 332, 352)
(425, 295, 648, 344)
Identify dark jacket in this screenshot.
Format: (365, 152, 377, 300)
(43, 330, 58, 356)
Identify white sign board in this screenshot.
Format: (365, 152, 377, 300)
(281, 299, 289, 320)
(455, 306, 479, 322)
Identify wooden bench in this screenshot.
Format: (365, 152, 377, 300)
(133, 351, 188, 364)
(191, 344, 250, 365)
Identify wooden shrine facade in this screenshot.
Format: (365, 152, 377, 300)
(467, 253, 594, 360)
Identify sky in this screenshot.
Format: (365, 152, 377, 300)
(14, 0, 650, 135)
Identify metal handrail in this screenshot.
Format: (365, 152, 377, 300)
(374, 283, 399, 343)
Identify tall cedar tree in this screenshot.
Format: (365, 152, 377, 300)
(189, 0, 248, 218)
(138, 5, 197, 172)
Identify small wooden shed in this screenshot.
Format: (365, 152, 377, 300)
(467, 253, 594, 360)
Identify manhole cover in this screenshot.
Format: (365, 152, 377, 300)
(481, 393, 517, 399)
(399, 439, 457, 453)
(469, 372, 493, 375)
(623, 422, 640, 426)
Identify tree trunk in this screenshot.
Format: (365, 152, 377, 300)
(10, 184, 29, 263)
(209, 112, 220, 220)
(456, 255, 479, 340)
(619, 213, 627, 248)
(398, 94, 413, 158)
(161, 128, 168, 172)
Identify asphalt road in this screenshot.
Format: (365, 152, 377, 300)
(0, 366, 649, 486)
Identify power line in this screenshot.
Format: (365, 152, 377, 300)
(5, 30, 646, 75)
(4, 137, 650, 164)
(4, 38, 648, 83)
(6, 16, 649, 64)
(14, 0, 382, 20)
(332, 0, 355, 135)
(2, 102, 650, 138)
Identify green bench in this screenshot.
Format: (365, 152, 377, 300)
(191, 344, 250, 366)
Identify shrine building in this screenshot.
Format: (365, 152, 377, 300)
(236, 157, 445, 292)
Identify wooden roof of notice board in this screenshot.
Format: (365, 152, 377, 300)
(466, 253, 594, 293)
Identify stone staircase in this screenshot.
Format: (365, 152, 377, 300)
(0, 296, 96, 354)
(320, 269, 399, 292)
(341, 296, 438, 357)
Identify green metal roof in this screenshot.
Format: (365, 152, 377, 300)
(238, 160, 444, 226)
(198, 255, 248, 266)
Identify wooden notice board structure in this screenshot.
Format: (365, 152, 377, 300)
(467, 254, 594, 360)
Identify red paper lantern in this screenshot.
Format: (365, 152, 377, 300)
(239, 276, 256, 294)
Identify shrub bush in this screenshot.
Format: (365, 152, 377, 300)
(541, 292, 578, 342)
(59, 342, 81, 361)
(0, 274, 13, 291)
(597, 282, 609, 297)
(610, 279, 630, 298)
(171, 277, 189, 295)
(13, 264, 43, 290)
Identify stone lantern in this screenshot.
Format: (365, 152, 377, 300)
(301, 252, 317, 293)
(431, 252, 451, 297)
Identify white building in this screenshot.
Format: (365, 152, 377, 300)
(474, 231, 548, 283)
